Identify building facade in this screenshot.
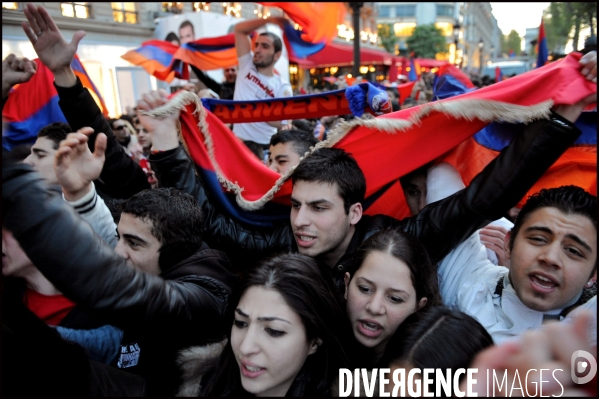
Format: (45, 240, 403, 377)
(3, 2, 164, 117)
(462, 2, 500, 71)
(2, 2, 286, 116)
(374, 2, 500, 71)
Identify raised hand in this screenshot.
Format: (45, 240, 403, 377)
(267, 16, 289, 30)
(579, 50, 597, 83)
(479, 225, 510, 267)
(21, 4, 84, 85)
(54, 127, 107, 201)
(464, 311, 595, 397)
(553, 50, 597, 123)
(137, 89, 181, 152)
(2, 54, 37, 98)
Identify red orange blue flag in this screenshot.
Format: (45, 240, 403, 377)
(3, 57, 108, 151)
(258, 2, 345, 45)
(165, 52, 595, 224)
(536, 19, 549, 68)
(120, 40, 179, 82)
(495, 66, 504, 82)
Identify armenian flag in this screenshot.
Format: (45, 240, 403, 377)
(161, 52, 595, 224)
(259, 2, 346, 45)
(3, 57, 108, 151)
(408, 58, 421, 82)
(121, 40, 180, 82)
(71, 55, 109, 116)
(495, 66, 504, 82)
(536, 18, 549, 68)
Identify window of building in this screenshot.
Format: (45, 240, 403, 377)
(395, 5, 415, 17)
(253, 4, 270, 19)
(223, 2, 241, 18)
(378, 5, 390, 18)
(61, 2, 89, 19)
(394, 22, 416, 37)
(112, 3, 137, 24)
(435, 22, 453, 37)
(437, 4, 454, 17)
(162, 2, 183, 14)
(2, 3, 19, 10)
(193, 2, 210, 12)
(115, 67, 152, 116)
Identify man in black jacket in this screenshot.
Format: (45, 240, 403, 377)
(3, 108, 237, 396)
(140, 67, 595, 292)
(192, 65, 237, 100)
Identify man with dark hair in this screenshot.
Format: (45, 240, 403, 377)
(267, 129, 317, 174)
(438, 185, 597, 344)
(3, 128, 237, 395)
(141, 49, 595, 290)
(23, 122, 71, 185)
(115, 187, 206, 275)
(398, 163, 431, 216)
(232, 16, 293, 158)
(192, 65, 238, 100)
(178, 20, 195, 44)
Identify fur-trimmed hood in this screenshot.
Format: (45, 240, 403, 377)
(176, 340, 227, 397)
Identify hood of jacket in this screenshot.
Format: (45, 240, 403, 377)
(160, 242, 238, 293)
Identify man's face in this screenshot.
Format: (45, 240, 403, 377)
(253, 36, 279, 69)
(224, 67, 238, 83)
(112, 121, 130, 143)
(290, 180, 362, 266)
(179, 25, 195, 44)
(23, 137, 58, 185)
(1, 228, 34, 278)
(267, 142, 301, 175)
(114, 213, 162, 275)
(507, 207, 597, 312)
(401, 173, 427, 216)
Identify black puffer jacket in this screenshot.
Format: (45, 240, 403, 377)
(2, 163, 238, 396)
(150, 112, 581, 290)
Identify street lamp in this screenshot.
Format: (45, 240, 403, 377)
(478, 38, 484, 74)
(350, 2, 364, 78)
(452, 23, 461, 67)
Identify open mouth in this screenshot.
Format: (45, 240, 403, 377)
(295, 234, 316, 247)
(530, 273, 558, 292)
(240, 362, 266, 378)
(357, 319, 383, 338)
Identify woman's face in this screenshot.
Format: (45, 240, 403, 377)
(231, 286, 318, 397)
(344, 250, 426, 356)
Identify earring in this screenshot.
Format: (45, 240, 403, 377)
(586, 280, 596, 287)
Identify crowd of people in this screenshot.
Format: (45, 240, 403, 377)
(2, 4, 597, 397)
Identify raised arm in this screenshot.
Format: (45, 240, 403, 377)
(234, 16, 287, 58)
(189, 65, 221, 95)
(2, 54, 37, 102)
(54, 127, 117, 248)
(139, 91, 294, 265)
(403, 51, 597, 265)
(3, 160, 231, 331)
(22, 4, 149, 198)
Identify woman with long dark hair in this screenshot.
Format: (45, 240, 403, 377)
(177, 253, 351, 396)
(343, 228, 443, 367)
(388, 306, 494, 397)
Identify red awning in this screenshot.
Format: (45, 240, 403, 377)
(289, 41, 394, 68)
(415, 58, 449, 68)
(291, 57, 316, 68)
